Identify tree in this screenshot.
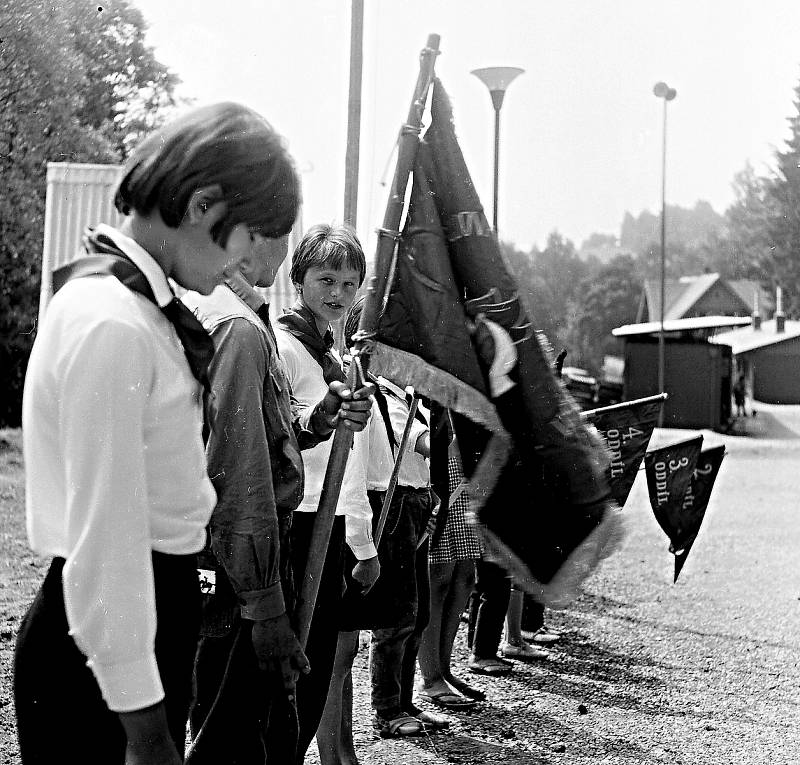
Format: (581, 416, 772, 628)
(765, 76, 800, 316)
(67, 1, 182, 157)
(561, 254, 642, 375)
(530, 231, 587, 344)
(579, 232, 623, 264)
(712, 163, 774, 280)
(0, 0, 179, 426)
(581, 232, 618, 250)
(620, 202, 726, 280)
(503, 232, 587, 350)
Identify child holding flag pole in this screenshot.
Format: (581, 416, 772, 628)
(276, 224, 379, 765)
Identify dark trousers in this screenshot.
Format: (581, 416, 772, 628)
(14, 553, 200, 764)
(290, 513, 346, 765)
(189, 618, 297, 764)
(188, 512, 295, 765)
(370, 536, 430, 716)
(468, 558, 511, 659)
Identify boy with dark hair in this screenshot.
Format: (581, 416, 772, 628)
(181, 231, 375, 764)
(15, 101, 298, 765)
(276, 223, 379, 765)
(115, 101, 299, 243)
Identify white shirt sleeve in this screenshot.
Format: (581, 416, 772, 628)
(276, 332, 300, 384)
(276, 330, 376, 559)
(59, 319, 164, 712)
(343, 427, 377, 560)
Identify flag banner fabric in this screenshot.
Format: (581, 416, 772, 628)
(672, 445, 725, 582)
(644, 436, 703, 550)
(583, 395, 666, 508)
(369, 78, 624, 608)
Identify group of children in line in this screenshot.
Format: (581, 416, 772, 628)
(14, 101, 561, 765)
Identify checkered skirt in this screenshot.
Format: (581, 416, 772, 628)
(429, 453, 483, 564)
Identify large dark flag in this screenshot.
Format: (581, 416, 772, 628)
(644, 436, 703, 570)
(672, 445, 725, 582)
(583, 394, 666, 508)
(369, 78, 624, 608)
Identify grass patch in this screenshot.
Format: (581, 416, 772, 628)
(0, 428, 46, 761)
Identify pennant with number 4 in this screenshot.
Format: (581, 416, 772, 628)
(583, 394, 666, 508)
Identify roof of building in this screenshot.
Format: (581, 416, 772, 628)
(643, 273, 770, 321)
(666, 273, 722, 319)
(728, 279, 774, 315)
(613, 315, 752, 338)
(709, 318, 800, 354)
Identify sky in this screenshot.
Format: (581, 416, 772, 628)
(130, 0, 800, 254)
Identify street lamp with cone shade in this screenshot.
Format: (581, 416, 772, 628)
(471, 66, 525, 235)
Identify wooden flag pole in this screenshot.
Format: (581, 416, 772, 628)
(295, 34, 440, 651)
(581, 392, 668, 420)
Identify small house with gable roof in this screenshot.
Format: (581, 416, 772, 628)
(639, 273, 772, 324)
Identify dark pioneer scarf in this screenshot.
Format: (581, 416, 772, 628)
(277, 302, 430, 453)
(52, 228, 214, 392)
(277, 301, 346, 385)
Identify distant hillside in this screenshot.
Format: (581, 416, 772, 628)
(619, 200, 724, 254)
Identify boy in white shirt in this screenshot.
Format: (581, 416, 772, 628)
(15, 102, 299, 765)
(276, 224, 378, 765)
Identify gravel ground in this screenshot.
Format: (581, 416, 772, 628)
(2, 407, 800, 764)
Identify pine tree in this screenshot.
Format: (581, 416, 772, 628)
(766, 76, 800, 316)
(720, 163, 773, 280)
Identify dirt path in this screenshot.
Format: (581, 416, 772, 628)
(309, 416, 800, 764)
(2, 414, 800, 764)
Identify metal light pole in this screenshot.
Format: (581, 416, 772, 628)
(653, 81, 676, 426)
(343, 0, 364, 228)
(471, 66, 525, 235)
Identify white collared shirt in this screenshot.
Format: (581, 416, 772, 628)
(366, 377, 430, 491)
(22, 225, 216, 712)
(275, 329, 377, 560)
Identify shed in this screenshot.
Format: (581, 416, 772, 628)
(612, 316, 750, 429)
(711, 317, 800, 404)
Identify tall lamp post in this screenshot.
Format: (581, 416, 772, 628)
(471, 66, 525, 235)
(343, 0, 364, 228)
(653, 81, 676, 426)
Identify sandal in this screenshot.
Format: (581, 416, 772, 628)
(373, 712, 425, 738)
(500, 641, 549, 662)
(445, 675, 486, 701)
(416, 688, 477, 710)
(412, 709, 450, 729)
(467, 657, 513, 676)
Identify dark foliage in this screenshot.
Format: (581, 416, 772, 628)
(0, 0, 179, 425)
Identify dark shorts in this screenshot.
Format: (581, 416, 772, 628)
(339, 487, 433, 631)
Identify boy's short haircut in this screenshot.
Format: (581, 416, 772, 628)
(290, 223, 366, 288)
(114, 102, 300, 246)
